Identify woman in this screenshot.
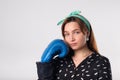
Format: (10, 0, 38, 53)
(36, 11, 112, 80)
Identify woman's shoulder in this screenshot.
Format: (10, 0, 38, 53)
(53, 54, 71, 65)
(93, 52, 111, 65)
(54, 54, 70, 61)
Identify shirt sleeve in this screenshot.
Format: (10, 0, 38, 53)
(36, 62, 55, 80)
(98, 57, 112, 80)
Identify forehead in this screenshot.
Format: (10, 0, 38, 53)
(64, 22, 81, 31)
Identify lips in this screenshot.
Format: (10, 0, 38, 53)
(70, 43, 77, 46)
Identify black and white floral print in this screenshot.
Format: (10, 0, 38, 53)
(54, 52, 112, 80)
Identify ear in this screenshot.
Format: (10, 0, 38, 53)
(85, 30, 90, 38)
(86, 31, 90, 41)
(87, 31, 90, 37)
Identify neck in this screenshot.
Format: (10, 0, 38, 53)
(72, 45, 93, 67)
(73, 45, 92, 59)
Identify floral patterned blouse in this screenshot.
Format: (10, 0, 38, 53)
(36, 52, 112, 80)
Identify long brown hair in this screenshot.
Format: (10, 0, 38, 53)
(61, 17, 99, 53)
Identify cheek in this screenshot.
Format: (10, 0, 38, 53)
(64, 38, 72, 47)
(64, 38, 69, 44)
(77, 35, 86, 43)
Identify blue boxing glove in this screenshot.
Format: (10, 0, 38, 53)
(41, 39, 69, 63)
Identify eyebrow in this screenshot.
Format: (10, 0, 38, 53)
(64, 29, 81, 33)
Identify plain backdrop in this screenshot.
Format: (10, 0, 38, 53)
(0, 0, 120, 80)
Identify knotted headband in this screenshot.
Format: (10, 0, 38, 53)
(57, 11, 91, 32)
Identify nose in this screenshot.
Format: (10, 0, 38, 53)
(69, 34, 75, 42)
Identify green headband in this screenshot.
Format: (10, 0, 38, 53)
(57, 11, 91, 32)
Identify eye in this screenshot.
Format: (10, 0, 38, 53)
(74, 31, 80, 34)
(64, 32, 69, 37)
(75, 31, 80, 34)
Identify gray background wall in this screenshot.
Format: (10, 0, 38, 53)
(0, 0, 120, 80)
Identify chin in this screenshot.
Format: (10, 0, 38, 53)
(71, 47, 79, 51)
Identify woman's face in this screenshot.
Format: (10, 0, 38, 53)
(64, 22, 88, 51)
